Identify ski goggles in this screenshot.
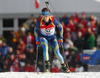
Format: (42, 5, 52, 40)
(42, 11, 50, 16)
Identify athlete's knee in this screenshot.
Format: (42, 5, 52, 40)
(54, 44, 59, 52)
(56, 49, 61, 56)
(40, 37, 47, 42)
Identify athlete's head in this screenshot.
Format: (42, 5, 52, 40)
(41, 8, 50, 22)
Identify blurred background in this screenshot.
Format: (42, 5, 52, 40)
(0, 0, 100, 72)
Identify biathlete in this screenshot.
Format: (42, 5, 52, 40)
(34, 7, 70, 73)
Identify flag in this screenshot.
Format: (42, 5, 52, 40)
(35, 0, 40, 8)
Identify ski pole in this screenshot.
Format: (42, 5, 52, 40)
(34, 46, 39, 72)
(61, 44, 70, 70)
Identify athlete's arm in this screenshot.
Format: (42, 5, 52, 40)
(54, 18, 63, 38)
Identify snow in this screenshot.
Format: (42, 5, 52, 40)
(0, 72, 100, 78)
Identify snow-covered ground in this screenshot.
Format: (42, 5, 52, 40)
(0, 72, 100, 78)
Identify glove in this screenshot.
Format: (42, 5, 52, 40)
(36, 41, 40, 46)
(59, 38, 63, 45)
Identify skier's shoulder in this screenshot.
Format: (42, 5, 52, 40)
(50, 15, 55, 19)
(39, 17, 43, 22)
(50, 15, 55, 23)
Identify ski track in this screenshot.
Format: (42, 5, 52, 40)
(0, 72, 100, 78)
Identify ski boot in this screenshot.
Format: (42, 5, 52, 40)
(61, 64, 70, 73)
(44, 61, 50, 72)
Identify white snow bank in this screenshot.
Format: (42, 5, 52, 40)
(0, 72, 100, 78)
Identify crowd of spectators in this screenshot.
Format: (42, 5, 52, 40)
(0, 12, 100, 72)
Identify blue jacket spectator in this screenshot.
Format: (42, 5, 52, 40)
(0, 41, 9, 56)
(60, 14, 69, 25)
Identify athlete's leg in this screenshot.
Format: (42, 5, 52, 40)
(50, 36, 70, 72)
(40, 37, 50, 72)
(50, 36, 64, 64)
(40, 37, 49, 61)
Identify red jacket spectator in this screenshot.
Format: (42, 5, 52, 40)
(24, 32, 35, 52)
(77, 23, 86, 37)
(77, 28, 86, 37)
(80, 12, 89, 29)
(7, 54, 18, 65)
(25, 63, 34, 72)
(66, 20, 76, 32)
(74, 12, 81, 23)
(24, 34, 35, 45)
(10, 64, 20, 72)
(80, 19, 88, 29)
(63, 24, 73, 40)
(70, 67, 75, 72)
(51, 67, 60, 73)
(16, 50, 23, 60)
(75, 17, 80, 23)
(70, 14, 75, 21)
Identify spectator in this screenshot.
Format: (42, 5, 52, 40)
(10, 62, 20, 72)
(0, 35, 6, 43)
(7, 54, 18, 71)
(16, 40, 25, 54)
(91, 19, 97, 37)
(64, 37, 74, 50)
(19, 39, 25, 54)
(19, 54, 27, 71)
(77, 23, 86, 37)
(88, 14, 95, 22)
(0, 41, 9, 58)
(26, 48, 35, 65)
(14, 27, 24, 42)
(69, 66, 75, 72)
(76, 52, 82, 62)
(74, 32, 84, 51)
(75, 64, 84, 72)
(75, 54, 83, 67)
(86, 28, 96, 49)
(66, 19, 76, 41)
(63, 22, 72, 40)
(25, 62, 34, 72)
(66, 50, 76, 68)
(51, 65, 60, 73)
(24, 14, 34, 31)
(29, 18, 37, 34)
(80, 12, 88, 29)
(6, 47, 14, 60)
(15, 49, 23, 60)
(60, 13, 69, 25)
(52, 55, 61, 69)
(75, 52, 87, 71)
(2, 64, 8, 72)
(67, 19, 76, 32)
(20, 64, 25, 72)
(20, 26, 26, 38)
(24, 31, 35, 52)
(74, 12, 81, 24)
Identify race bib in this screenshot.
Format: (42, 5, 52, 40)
(41, 27, 55, 36)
